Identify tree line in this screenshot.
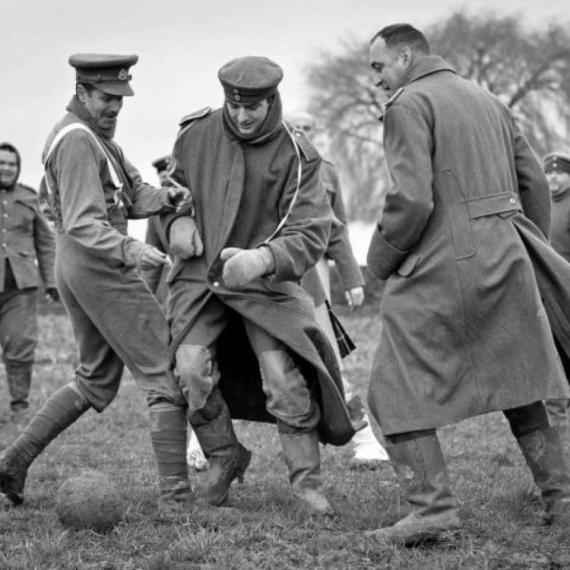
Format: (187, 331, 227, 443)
(304, 11, 570, 221)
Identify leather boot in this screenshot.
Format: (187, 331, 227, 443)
(0, 383, 91, 508)
(148, 404, 194, 509)
(189, 389, 251, 506)
(366, 433, 460, 545)
(6, 363, 33, 416)
(517, 426, 570, 523)
(279, 429, 333, 516)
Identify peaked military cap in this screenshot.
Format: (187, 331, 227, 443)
(543, 152, 570, 176)
(218, 56, 283, 104)
(151, 154, 171, 174)
(69, 54, 139, 96)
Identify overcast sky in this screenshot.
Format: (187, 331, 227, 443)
(2, 0, 569, 247)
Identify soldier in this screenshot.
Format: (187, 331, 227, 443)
(0, 54, 195, 512)
(287, 111, 390, 469)
(147, 155, 208, 472)
(0, 143, 57, 421)
(165, 55, 355, 516)
(543, 152, 570, 427)
(365, 23, 570, 544)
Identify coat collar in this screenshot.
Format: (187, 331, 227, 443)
(403, 55, 456, 86)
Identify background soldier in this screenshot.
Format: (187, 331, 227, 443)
(287, 111, 390, 469)
(0, 142, 57, 422)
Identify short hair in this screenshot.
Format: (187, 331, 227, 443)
(0, 142, 21, 169)
(371, 23, 430, 55)
(76, 82, 97, 95)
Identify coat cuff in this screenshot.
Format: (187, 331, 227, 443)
(366, 225, 409, 280)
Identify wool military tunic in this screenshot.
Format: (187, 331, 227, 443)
(367, 56, 570, 435)
(40, 105, 185, 411)
(0, 183, 55, 292)
(167, 108, 355, 445)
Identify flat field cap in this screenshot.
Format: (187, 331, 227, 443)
(218, 56, 283, 104)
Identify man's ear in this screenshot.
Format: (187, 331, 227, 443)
(76, 84, 86, 104)
(399, 46, 413, 68)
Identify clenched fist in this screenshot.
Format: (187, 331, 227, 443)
(169, 217, 203, 259)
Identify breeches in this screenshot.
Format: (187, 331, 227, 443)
(55, 238, 185, 412)
(175, 296, 319, 431)
(0, 283, 38, 367)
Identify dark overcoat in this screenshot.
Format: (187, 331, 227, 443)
(367, 56, 570, 435)
(167, 108, 355, 446)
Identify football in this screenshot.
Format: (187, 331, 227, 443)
(56, 470, 124, 532)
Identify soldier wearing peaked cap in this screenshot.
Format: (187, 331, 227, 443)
(365, 23, 570, 544)
(164, 55, 355, 516)
(0, 54, 197, 513)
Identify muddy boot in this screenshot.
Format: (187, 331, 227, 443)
(149, 404, 194, 512)
(0, 383, 91, 508)
(366, 432, 460, 546)
(279, 429, 333, 516)
(517, 426, 570, 524)
(6, 363, 33, 420)
(190, 389, 251, 506)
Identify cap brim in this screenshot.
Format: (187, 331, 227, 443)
(93, 82, 134, 97)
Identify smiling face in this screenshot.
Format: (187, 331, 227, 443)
(77, 85, 123, 132)
(0, 149, 19, 189)
(369, 37, 409, 97)
(226, 99, 269, 135)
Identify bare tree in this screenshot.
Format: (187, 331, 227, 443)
(304, 11, 570, 221)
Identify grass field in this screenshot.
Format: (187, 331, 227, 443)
(1, 305, 570, 569)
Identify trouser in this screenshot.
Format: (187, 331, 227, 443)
(54, 236, 185, 411)
(175, 297, 319, 432)
(0, 264, 38, 411)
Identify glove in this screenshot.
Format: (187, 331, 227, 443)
(169, 217, 203, 260)
(345, 286, 364, 308)
(45, 287, 60, 303)
(221, 247, 274, 288)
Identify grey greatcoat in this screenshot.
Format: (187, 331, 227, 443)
(367, 56, 570, 435)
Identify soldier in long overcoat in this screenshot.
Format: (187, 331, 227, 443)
(0, 142, 57, 419)
(0, 54, 195, 511)
(365, 24, 570, 544)
(165, 56, 354, 516)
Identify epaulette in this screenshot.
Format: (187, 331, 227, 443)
(179, 106, 212, 127)
(291, 128, 320, 162)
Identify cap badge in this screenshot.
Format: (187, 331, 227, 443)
(118, 69, 128, 80)
(233, 94, 241, 101)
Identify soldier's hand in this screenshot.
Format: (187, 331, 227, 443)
(166, 186, 194, 213)
(221, 247, 274, 288)
(345, 286, 364, 308)
(45, 287, 60, 303)
(140, 247, 171, 270)
(169, 217, 203, 260)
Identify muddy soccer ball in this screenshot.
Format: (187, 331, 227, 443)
(56, 470, 124, 532)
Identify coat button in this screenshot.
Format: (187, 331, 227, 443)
(213, 281, 220, 288)
(509, 197, 517, 205)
